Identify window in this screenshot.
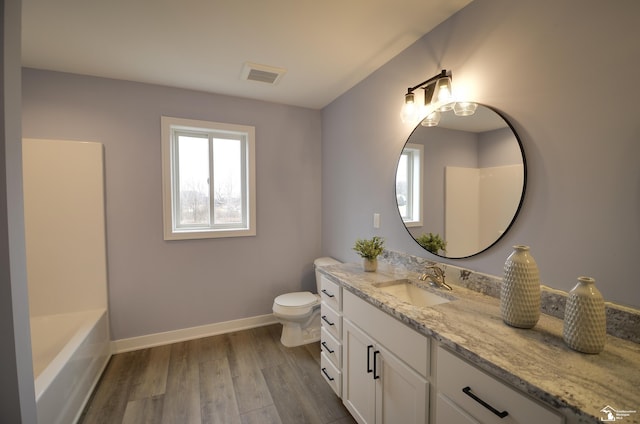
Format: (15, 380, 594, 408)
(161, 116, 256, 240)
(396, 143, 423, 227)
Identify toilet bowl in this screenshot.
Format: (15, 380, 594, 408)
(273, 257, 341, 347)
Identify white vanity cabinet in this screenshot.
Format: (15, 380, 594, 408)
(320, 275, 343, 396)
(342, 290, 429, 424)
(435, 346, 564, 424)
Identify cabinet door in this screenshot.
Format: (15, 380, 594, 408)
(343, 319, 376, 424)
(377, 343, 428, 424)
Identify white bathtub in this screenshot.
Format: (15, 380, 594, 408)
(30, 309, 111, 424)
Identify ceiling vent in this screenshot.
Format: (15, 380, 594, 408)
(241, 62, 286, 85)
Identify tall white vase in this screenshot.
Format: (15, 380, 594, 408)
(501, 245, 541, 328)
(563, 276, 606, 354)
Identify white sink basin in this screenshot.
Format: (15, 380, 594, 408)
(374, 280, 451, 308)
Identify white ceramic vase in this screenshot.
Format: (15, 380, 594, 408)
(363, 257, 377, 272)
(563, 276, 606, 354)
(501, 245, 541, 328)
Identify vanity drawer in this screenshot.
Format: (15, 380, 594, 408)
(321, 326, 342, 368)
(320, 276, 342, 311)
(321, 352, 342, 397)
(343, 290, 429, 377)
(321, 303, 342, 340)
(436, 347, 563, 424)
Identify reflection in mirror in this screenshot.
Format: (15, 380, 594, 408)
(396, 104, 526, 258)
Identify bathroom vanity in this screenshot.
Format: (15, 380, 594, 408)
(318, 259, 640, 424)
(319, 275, 343, 396)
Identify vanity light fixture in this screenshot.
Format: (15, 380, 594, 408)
(401, 69, 477, 125)
(401, 69, 453, 123)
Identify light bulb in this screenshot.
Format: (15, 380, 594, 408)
(435, 77, 454, 112)
(421, 110, 440, 127)
(454, 102, 478, 116)
(401, 92, 418, 123)
(401, 101, 419, 124)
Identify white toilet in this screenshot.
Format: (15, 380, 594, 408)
(272, 257, 341, 347)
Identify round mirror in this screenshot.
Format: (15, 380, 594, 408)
(395, 104, 526, 258)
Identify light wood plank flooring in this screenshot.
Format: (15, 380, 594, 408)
(79, 324, 356, 424)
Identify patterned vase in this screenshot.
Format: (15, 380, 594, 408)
(563, 276, 606, 354)
(501, 245, 540, 328)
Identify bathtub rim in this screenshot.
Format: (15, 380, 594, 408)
(32, 308, 110, 401)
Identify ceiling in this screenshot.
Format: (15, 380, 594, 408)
(21, 0, 472, 109)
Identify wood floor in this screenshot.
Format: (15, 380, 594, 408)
(79, 324, 356, 424)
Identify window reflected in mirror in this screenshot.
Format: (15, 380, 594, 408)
(396, 143, 423, 227)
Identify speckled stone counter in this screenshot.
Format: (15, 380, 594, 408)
(319, 261, 640, 424)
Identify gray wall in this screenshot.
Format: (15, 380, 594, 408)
(478, 127, 521, 168)
(22, 70, 323, 340)
(322, 0, 640, 309)
(1, 0, 37, 421)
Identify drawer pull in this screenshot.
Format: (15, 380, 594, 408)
(462, 386, 509, 418)
(321, 289, 335, 298)
(367, 345, 374, 373)
(373, 350, 380, 380)
(321, 341, 334, 354)
(321, 315, 335, 326)
(322, 367, 335, 381)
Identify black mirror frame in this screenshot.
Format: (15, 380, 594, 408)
(395, 103, 528, 259)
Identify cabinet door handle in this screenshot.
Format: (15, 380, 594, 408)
(462, 386, 509, 418)
(373, 350, 380, 379)
(321, 341, 334, 354)
(321, 367, 335, 381)
(367, 345, 374, 373)
(321, 315, 335, 326)
(321, 289, 335, 298)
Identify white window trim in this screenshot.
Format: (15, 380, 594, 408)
(401, 143, 423, 227)
(161, 116, 256, 240)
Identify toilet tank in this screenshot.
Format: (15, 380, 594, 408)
(314, 257, 341, 293)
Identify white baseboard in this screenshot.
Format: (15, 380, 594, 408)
(111, 313, 279, 353)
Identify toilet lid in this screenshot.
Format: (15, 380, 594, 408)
(274, 292, 318, 308)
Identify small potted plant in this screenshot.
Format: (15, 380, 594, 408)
(353, 236, 385, 272)
(416, 233, 447, 255)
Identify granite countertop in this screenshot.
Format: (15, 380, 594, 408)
(320, 262, 640, 424)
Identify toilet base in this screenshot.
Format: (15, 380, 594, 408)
(278, 312, 321, 347)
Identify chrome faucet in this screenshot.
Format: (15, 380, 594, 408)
(419, 265, 453, 291)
